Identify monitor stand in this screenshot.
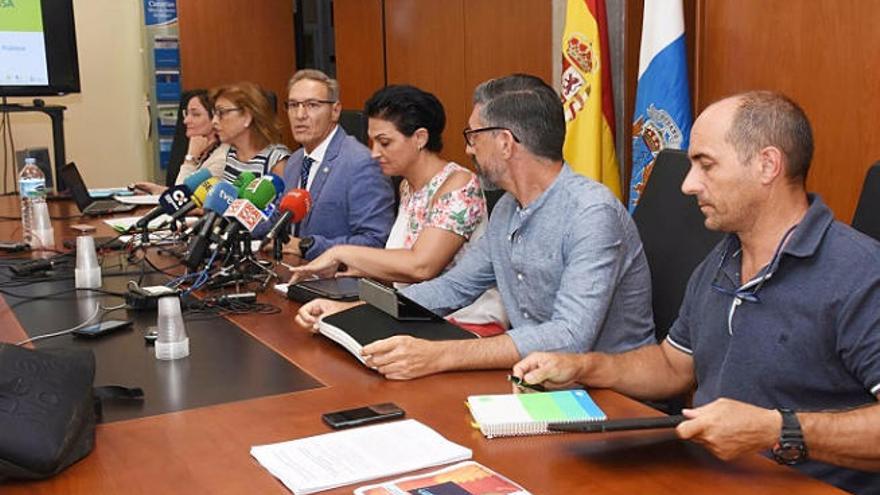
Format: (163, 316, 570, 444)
(0, 101, 68, 192)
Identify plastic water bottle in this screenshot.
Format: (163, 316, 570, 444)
(19, 157, 52, 247)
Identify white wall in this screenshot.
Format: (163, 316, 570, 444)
(6, 0, 151, 188)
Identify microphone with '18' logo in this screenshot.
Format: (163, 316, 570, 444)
(132, 184, 190, 231)
(163, 170, 218, 226)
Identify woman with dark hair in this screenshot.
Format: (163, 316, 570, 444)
(133, 90, 229, 194)
(290, 85, 508, 332)
(210, 82, 290, 181)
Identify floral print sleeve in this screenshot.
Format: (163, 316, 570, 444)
(424, 168, 486, 240)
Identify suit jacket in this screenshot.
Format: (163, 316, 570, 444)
(283, 127, 395, 260)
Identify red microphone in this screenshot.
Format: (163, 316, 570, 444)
(280, 189, 311, 221)
(263, 189, 312, 245)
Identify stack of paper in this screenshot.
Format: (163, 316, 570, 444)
(467, 390, 606, 438)
(250, 419, 472, 494)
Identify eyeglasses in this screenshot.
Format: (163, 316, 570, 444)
(710, 224, 799, 304)
(462, 126, 521, 147)
(213, 107, 243, 118)
(285, 99, 336, 112)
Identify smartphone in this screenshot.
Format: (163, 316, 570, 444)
(72, 319, 133, 338)
(321, 402, 405, 429)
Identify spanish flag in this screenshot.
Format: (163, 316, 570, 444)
(561, 0, 622, 200)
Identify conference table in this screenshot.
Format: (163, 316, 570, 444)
(0, 197, 846, 494)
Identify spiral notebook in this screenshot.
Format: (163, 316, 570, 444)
(467, 390, 606, 438)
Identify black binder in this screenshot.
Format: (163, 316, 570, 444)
(322, 304, 477, 347)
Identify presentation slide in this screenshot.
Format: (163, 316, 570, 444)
(0, 0, 49, 86)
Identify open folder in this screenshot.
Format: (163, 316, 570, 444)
(318, 303, 477, 366)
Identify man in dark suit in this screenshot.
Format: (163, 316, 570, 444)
(280, 69, 395, 260)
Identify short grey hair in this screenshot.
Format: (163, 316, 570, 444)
(725, 90, 814, 182)
(287, 69, 340, 102)
(472, 74, 565, 161)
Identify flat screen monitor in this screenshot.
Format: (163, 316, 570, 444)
(0, 0, 80, 97)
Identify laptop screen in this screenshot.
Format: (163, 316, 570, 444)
(60, 163, 94, 211)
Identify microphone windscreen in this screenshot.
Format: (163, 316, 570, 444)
(191, 177, 220, 207)
(279, 189, 311, 222)
(242, 177, 277, 209)
(202, 182, 238, 214)
(224, 199, 267, 232)
(232, 171, 257, 193)
(158, 184, 191, 213)
(182, 169, 213, 192)
(267, 174, 285, 195)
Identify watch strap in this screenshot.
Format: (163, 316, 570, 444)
(772, 408, 808, 465)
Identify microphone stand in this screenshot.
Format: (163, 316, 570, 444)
(139, 224, 149, 246)
(273, 217, 291, 262)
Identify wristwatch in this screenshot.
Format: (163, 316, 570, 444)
(298, 236, 314, 257)
(772, 408, 808, 465)
(184, 154, 195, 163)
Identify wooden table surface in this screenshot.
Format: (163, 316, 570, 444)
(0, 198, 846, 494)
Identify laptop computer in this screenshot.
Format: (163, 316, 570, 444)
(61, 163, 137, 216)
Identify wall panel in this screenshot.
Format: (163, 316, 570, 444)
(464, 0, 553, 162)
(178, 0, 296, 148)
(384, 0, 468, 165)
(695, 0, 880, 221)
(334, 0, 386, 111)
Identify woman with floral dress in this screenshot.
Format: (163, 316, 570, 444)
(289, 85, 508, 331)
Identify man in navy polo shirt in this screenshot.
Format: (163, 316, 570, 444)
(513, 91, 880, 494)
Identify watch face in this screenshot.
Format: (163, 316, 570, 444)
(772, 442, 807, 465)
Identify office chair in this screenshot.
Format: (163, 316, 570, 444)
(339, 109, 368, 145)
(261, 89, 278, 115)
(632, 149, 723, 342)
(851, 161, 880, 242)
(164, 89, 204, 187)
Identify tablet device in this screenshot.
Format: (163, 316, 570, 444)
(287, 277, 360, 303)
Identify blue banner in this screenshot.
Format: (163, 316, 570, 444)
(143, 0, 177, 26)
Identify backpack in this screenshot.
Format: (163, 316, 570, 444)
(0, 343, 141, 480)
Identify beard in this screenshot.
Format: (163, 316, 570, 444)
(470, 154, 502, 191)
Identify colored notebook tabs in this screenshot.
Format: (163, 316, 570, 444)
(355, 460, 531, 495)
(467, 390, 606, 438)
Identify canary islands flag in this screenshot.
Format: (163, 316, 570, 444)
(561, 0, 622, 200)
(629, 0, 693, 213)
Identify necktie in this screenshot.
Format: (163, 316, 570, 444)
(301, 156, 315, 190)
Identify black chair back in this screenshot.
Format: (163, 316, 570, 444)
(852, 161, 880, 242)
(632, 149, 723, 341)
(339, 109, 368, 145)
(165, 89, 204, 187)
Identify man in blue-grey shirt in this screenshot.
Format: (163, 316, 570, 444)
(295, 74, 654, 380)
(514, 91, 880, 494)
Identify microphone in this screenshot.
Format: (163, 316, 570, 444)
(241, 176, 279, 209)
(166, 176, 220, 225)
(183, 182, 238, 270)
(266, 173, 286, 197)
(132, 184, 191, 231)
(182, 169, 214, 192)
(261, 189, 312, 247)
(131, 169, 211, 232)
(232, 171, 257, 193)
(220, 176, 279, 241)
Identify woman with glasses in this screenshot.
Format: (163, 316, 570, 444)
(132, 90, 229, 194)
(210, 82, 290, 182)
(290, 85, 508, 334)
